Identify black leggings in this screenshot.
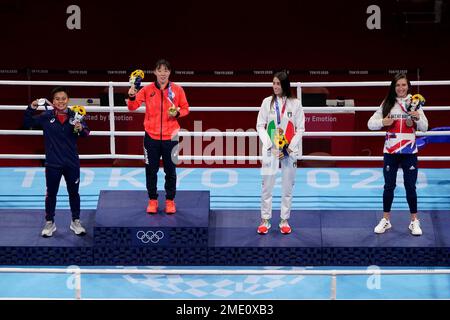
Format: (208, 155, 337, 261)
(144, 134, 179, 200)
(383, 153, 418, 214)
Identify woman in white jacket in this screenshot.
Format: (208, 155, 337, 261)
(368, 73, 428, 236)
(256, 71, 305, 234)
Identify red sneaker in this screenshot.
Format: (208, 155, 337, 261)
(257, 219, 271, 234)
(279, 219, 292, 234)
(146, 200, 158, 214)
(165, 200, 176, 214)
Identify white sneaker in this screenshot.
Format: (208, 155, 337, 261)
(374, 218, 392, 234)
(41, 221, 56, 237)
(409, 219, 423, 236)
(257, 219, 271, 234)
(70, 219, 86, 236)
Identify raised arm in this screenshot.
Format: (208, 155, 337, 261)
(23, 99, 43, 129)
(127, 86, 146, 111)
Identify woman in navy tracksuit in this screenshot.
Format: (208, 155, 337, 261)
(24, 86, 90, 237)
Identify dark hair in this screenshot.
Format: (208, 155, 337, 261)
(381, 73, 411, 118)
(51, 86, 69, 99)
(155, 59, 171, 71)
(270, 71, 292, 108)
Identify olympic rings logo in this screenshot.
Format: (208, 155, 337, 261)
(136, 230, 164, 244)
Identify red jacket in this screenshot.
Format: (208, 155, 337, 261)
(128, 81, 189, 140)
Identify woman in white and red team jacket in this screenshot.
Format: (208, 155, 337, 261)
(368, 73, 428, 236)
(256, 71, 305, 235)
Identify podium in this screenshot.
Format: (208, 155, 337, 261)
(1, 190, 450, 266)
(93, 190, 209, 264)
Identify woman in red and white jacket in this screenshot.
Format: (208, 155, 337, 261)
(128, 59, 189, 214)
(368, 73, 428, 236)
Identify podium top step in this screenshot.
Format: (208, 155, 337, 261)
(95, 190, 210, 228)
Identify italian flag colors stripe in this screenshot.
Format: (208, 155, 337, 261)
(267, 120, 294, 144)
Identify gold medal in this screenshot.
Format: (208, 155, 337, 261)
(169, 104, 178, 117)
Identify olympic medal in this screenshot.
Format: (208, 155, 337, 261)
(406, 118, 414, 127)
(38, 98, 46, 106)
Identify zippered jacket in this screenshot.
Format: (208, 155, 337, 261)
(368, 97, 428, 154)
(256, 96, 305, 155)
(24, 106, 90, 168)
(128, 81, 189, 140)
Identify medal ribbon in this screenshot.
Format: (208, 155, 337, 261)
(167, 82, 173, 104)
(398, 98, 414, 127)
(397, 97, 409, 113)
(274, 97, 287, 126)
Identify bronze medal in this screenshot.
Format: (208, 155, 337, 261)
(406, 118, 413, 127)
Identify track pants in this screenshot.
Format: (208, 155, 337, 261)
(260, 149, 297, 220)
(144, 133, 179, 200)
(45, 165, 80, 222)
(383, 153, 418, 214)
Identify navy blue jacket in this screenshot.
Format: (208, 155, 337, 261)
(24, 106, 90, 168)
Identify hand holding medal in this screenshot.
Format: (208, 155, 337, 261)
(168, 103, 179, 117)
(36, 98, 53, 110)
(166, 83, 179, 118)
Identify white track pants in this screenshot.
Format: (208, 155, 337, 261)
(260, 149, 297, 220)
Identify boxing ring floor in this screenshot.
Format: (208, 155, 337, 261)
(0, 166, 450, 299)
